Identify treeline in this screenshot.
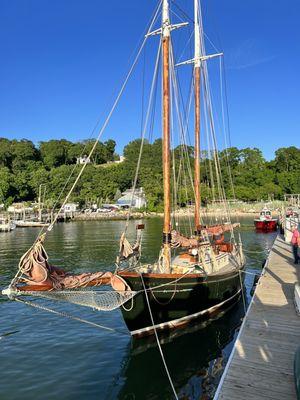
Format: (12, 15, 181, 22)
(0, 137, 299, 210)
(0, 138, 116, 205)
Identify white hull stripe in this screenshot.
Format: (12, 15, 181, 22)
(130, 289, 242, 336)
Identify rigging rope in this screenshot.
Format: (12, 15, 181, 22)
(140, 273, 179, 400)
(34, 0, 163, 239)
(15, 298, 129, 335)
(9, 1, 163, 290)
(122, 38, 162, 234)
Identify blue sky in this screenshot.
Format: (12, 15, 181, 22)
(0, 0, 299, 160)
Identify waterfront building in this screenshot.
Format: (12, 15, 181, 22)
(116, 188, 147, 209)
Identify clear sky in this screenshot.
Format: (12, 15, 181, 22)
(0, 0, 299, 160)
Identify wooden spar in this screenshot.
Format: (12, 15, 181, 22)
(194, 66, 201, 231)
(17, 276, 112, 292)
(194, 0, 201, 232)
(162, 0, 171, 272)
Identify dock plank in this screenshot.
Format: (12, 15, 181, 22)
(215, 235, 300, 399)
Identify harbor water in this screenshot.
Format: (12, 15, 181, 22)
(0, 217, 277, 399)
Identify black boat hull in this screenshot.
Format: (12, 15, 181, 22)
(119, 267, 244, 336)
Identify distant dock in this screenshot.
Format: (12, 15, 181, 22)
(214, 235, 300, 399)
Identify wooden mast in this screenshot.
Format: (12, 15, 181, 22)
(162, 0, 171, 272)
(194, 0, 201, 233)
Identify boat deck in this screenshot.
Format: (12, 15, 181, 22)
(214, 235, 300, 399)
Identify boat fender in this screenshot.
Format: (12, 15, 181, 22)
(191, 248, 198, 256)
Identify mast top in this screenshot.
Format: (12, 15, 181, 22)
(162, 0, 170, 37)
(175, 0, 223, 68)
(146, 0, 187, 39)
(194, 0, 201, 68)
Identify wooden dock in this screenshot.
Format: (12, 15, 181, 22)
(214, 235, 300, 399)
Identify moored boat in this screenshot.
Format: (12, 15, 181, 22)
(0, 218, 16, 232)
(2, 0, 245, 338)
(281, 194, 300, 242)
(254, 207, 278, 231)
(119, 262, 244, 336)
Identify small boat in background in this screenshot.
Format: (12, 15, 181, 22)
(0, 218, 16, 232)
(254, 207, 278, 231)
(280, 194, 300, 242)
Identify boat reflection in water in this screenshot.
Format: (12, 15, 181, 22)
(112, 299, 246, 400)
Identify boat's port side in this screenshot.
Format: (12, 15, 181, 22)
(119, 266, 244, 335)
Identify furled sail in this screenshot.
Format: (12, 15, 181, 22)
(117, 232, 141, 262)
(171, 230, 199, 248)
(171, 223, 240, 248)
(205, 223, 240, 235)
(18, 235, 127, 291)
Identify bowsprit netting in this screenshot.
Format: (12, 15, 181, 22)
(21, 289, 137, 311)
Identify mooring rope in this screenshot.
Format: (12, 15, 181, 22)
(243, 248, 270, 254)
(238, 270, 247, 314)
(140, 273, 179, 400)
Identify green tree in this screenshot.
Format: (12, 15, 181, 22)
(274, 147, 300, 172)
(0, 138, 13, 168)
(0, 167, 13, 204)
(39, 139, 74, 169)
(11, 139, 39, 171)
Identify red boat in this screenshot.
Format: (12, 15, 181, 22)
(254, 207, 278, 231)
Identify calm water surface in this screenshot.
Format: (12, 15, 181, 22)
(0, 217, 276, 400)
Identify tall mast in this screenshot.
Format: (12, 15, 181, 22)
(38, 184, 42, 222)
(162, 0, 171, 272)
(194, 0, 201, 233)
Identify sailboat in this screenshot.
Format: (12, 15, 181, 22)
(2, 0, 245, 337)
(14, 185, 50, 228)
(0, 217, 16, 232)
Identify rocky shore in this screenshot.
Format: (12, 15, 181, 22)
(73, 205, 280, 221)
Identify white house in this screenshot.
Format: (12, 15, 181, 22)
(63, 203, 78, 213)
(76, 155, 91, 165)
(114, 155, 125, 164)
(116, 188, 147, 209)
